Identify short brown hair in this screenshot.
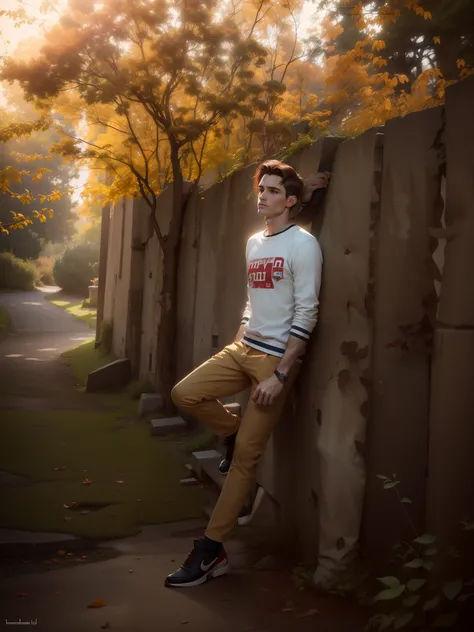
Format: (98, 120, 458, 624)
(253, 160, 304, 209)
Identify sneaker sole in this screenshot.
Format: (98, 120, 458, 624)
(164, 559, 229, 588)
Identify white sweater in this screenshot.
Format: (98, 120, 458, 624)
(240, 224, 323, 357)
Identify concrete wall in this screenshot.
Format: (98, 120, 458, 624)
(425, 77, 474, 574)
(100, 76, 474, 571)
(103, 198, 134, 358)
(363, 105, 445, 569)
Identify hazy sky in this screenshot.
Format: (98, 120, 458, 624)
(1, 0, 321, 57)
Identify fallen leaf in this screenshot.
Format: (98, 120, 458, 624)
(128, 569, 134, 573)
(63, 502, 77, 509)
(88, 598, 107, 609)
(64, 516, 72, 521)
(82, 555, 87, 559)
(116, 480, 125, 484)
(54, 466, 66, 471)
(281, 607, 294, 612)
(83, 478, 93, 485)
(100, 622, 111, 629)
(57, 550, 66, 556)
(181, 622, 188, 625)
(135, 499, 141, 502)
(136, 557, 141, 560)
(296, 609, 319, 618)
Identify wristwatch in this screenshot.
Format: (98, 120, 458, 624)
(274, 369, 288, 383)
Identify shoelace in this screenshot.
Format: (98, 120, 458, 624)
(181, 539, 201, 569)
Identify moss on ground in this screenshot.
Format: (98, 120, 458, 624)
(62, 339, 115, 386)
(61, 340, 162, 418)
(0, 410, 207, 539)
(45, 292, 97, 329)
(0, 335, 207, 539)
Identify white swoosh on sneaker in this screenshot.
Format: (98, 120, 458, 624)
(200, 557, 218, 572)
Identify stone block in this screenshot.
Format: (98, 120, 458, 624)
(138, 393, 163, 417)
(86, 358, 131, 392)
(88, 285, 98, 307)
(190, 450, 221, 478)
(179, 477, 199, 486)
(149, 417, 186, 436)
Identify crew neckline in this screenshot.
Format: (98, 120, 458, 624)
(263, 224, 296, 238)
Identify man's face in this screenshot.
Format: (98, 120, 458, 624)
(257, 174, 296, 219)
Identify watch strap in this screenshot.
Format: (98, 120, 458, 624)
(274, 369, 288, 383)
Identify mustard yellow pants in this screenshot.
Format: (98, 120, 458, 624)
(171, 341, 299, 542)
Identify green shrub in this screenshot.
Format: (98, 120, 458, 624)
(34, 256, 55, 285)
(0, 252, 38, 290)
(100, 320, 113, 354)
(366, 474, 474, 632)
(53, 243, 99, 296)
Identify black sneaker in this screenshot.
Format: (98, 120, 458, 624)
(218, 431, 237, 475)
(164, 537, 229, 588)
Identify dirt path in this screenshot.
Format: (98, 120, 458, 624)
(0, 288, 95, 410)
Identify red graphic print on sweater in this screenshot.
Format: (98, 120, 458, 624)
(248, 257, 285, 289)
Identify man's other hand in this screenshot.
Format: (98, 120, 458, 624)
(301, 171, 331, 204)
(252, 374, 284, 406)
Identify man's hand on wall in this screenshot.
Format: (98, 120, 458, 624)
(301, 171, 331, 204)
(252, 374, 284, 406)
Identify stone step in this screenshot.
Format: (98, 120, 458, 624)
(187, 402, 241, 488)
(139, 393, 163, 417)
(201, 454, 226, 491)
(179, 477, 199, 486)
(86, 358, 131, 392)
(190, 449, 221, 478)
(149, 417, 186, 436)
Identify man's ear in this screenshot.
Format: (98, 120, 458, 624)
(286, 195, 297, 209)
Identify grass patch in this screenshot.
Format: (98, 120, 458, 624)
(63, 339, 115, 387)
(61, 340, 160, 417)
(45, 291, 97, 329)
(0, 305, 12, 341)
(0, 410, 207, 539)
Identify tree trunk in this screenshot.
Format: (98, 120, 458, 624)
(153, 141, 189, 414)
(155, 249, 180, 414)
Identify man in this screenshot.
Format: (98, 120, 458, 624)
(165, 160, 329, 588)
